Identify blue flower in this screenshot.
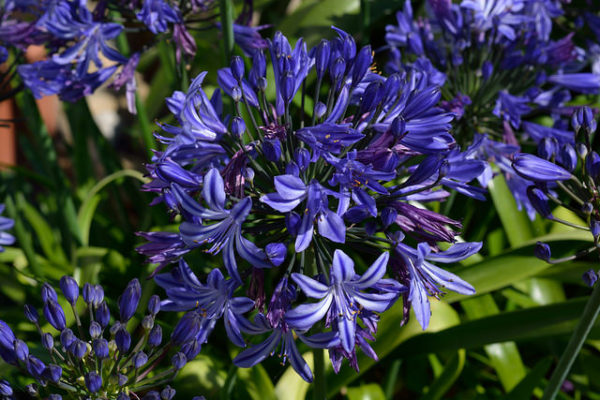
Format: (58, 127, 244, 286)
(176, 168, 271, 283)
(155, 259, 255, 347)
(393, 240, 479, 329)
(0, 204, 15, 252)
(286, 250, 399, 353)
(512, 153, 572, 181)
(260, 176, 346, 251)
(136, 0, 180, 34)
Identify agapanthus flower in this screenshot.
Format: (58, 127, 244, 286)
(0, 276, 202, 399)
(0, 204, 15, 253)
(385, 0, 600, 220)
(139, 27, 482, 378)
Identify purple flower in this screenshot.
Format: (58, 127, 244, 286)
(136, 0, 180, 34)
(175, 169, 270, 283)
(155, 260, 255, 347)
(393, 241, 479, 329)
(512, 153, 572, 182)
(0, 204, 15, 252)
(260, 176, 346, 251)
(286, 250, 399, 352)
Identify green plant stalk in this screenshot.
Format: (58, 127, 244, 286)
(360, 0, 371, 45)
(4, 196, 43, 278)
(220, 0, 235, 65)
(542, 281, 600, 400)
(313, 348, 326, 400)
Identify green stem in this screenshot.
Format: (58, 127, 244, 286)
(541, 281, 600, 400)
(220, 0, 235, 65)
(4, 196, 43, 277)
(313, 348, 326, 400)
(360, 0, 371, 45)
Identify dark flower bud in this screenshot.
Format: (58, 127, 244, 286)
(60, 329, 75, 349)
(381, 207, 397, 228)
(591, 219, 600, 238)
(249, 51, 266, 89)
(119, 279, 141, 322)
(83, 283, 95, 305)
(69, 339, 87, 359)
(481, 61, 493, 81)
(231, 86, 242, 102)
(285, 212, 301, 236)
(383, 74, 401, 102)
(89, 321, 102, 339)
(576, 143, 588, 159)
(352, 45, 372, 85)
(391, 117, 406, 137)
(43, 364, 62, 383)
(266, 243, 286, 267)
(110, 321, 122, 336)
(42, 333, 54, 350)
(558, 144, 577, 171)
(230, 56, 245, 82)
(93, 338, 109, 359)
(231, 116, 246, 138)
(257, 77, 268, 91)
(359, 81, 384, 115)
(527, 187, 553, 218)
(85, 371, 102, 393)
(118, 392, 129, 400)
(0, 380, 12, 396)
(315, 40, 331, 80)
(143, 391, 160, 400)
(285, 161, 300, 176)
(117, 373, 128, 386)
(41, 283, 57, 303)
(534, 242, 551, 262)
(24, 304, 39, 323)
(26, 355, 45, 378)
(263, 139, 282, 162)
(280, 71, 295, 104)
(148, 325, 162, 347)
(583, 269, 598, 287)
(171, 311, 202, 346)
(49, 395, 62, 400)
(59, 276, 79, 305)
(171, 352, 187, 370)
(181, 338, 202, 360)
(25, 383, 38, 396)
(314, 101, 327, 120)
(147, 295, 160, 316)
(93, 285, 104, 305)
(96, 301, 110, 328)
(575, 106, 596, 133)
(582, 203, 594, 214)
(0, 321, 15, 350)
(115, 328, 131, 353)
(538, 137, 557, 160)
(586, 152, 600, 181)
(14, 339, 29, 361)
(142, 315, 154, 330)
(43, 300, 66, 331)
(161, 386, 176, 400)
(295, 148, 310, 171)
(133, 351, 148, 369)
(330, 57, 346, 82)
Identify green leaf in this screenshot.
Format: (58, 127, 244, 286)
(347, 384, 386, 400)
(237, 364, 277, 400)
(420, 349, 466, 400)
(275, 351, 315, 400)
(387, 297, 600, 359)
(503, 357, 553, 400)
(462, 295, 526, 391)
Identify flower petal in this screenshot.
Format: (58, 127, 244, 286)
(331, 249, 355, 283)
(291, 273, 329, 298)
(353, 252, 389, 289)
(285, 295, 333, 330)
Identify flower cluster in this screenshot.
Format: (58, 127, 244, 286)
(0, 276, 204, 399)
(385, 0, 600, 219)
(138, 27, 483, 380)
(512, 106, 600, 269)
(1, 0, 267, 112)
